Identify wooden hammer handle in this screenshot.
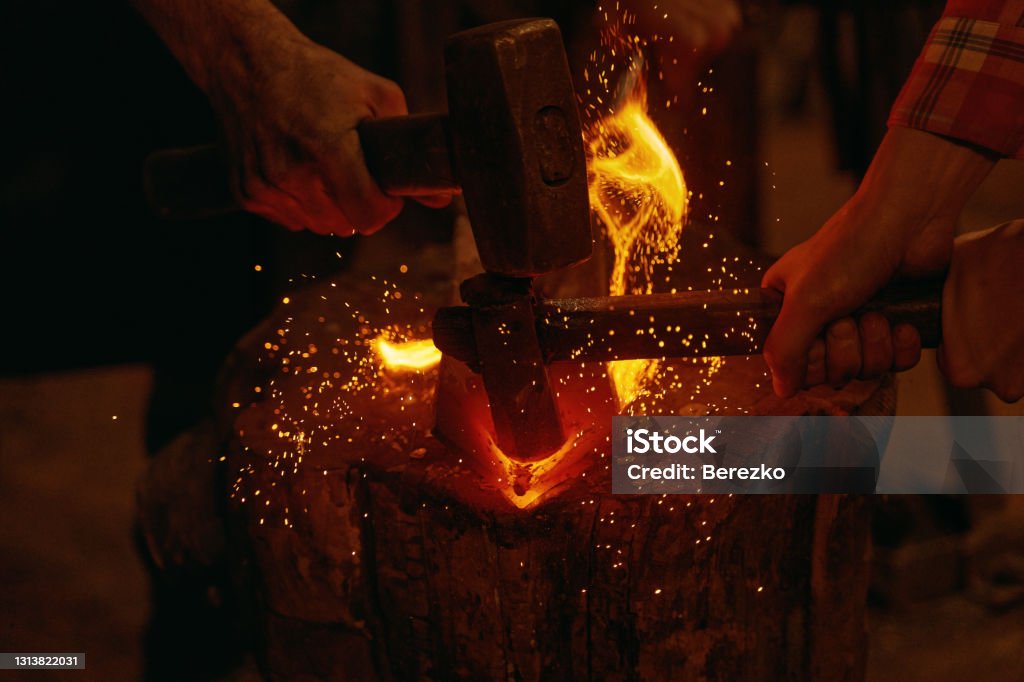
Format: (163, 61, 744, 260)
(142, 113, 456, 220)
(433, 280, 944, 366)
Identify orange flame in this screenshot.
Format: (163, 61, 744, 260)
(586, 61, 689, 407)
(373, 337, 442, 371)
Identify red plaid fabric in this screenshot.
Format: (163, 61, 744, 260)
(889, 0, 1024, 158)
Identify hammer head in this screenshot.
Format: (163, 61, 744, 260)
(445, 19, 592, 278)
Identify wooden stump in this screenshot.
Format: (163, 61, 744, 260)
(140, 231, 886, 681)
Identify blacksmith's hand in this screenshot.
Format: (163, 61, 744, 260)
(211, 39, 451, 235)
(761, 127, 995, 397)
(132, 0, 449, 236)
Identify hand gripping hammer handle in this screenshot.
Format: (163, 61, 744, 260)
(142, 113, 457, 220)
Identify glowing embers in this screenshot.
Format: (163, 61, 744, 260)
(373, 336, 442, 372)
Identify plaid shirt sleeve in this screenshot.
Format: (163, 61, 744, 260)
(888, 0, 1024, 158)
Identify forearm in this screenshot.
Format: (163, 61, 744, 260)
(846, 127, 996, 237)
(129, 0, 305, 94)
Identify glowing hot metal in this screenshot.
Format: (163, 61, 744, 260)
(374, 337, 442, 372)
